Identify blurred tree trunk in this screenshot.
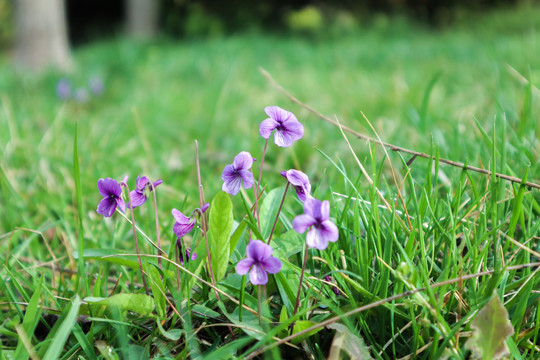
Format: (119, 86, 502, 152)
(126, 0, 159, 38)
(14, 0, 72, 72)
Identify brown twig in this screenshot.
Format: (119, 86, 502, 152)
(259, 68, 540, 190)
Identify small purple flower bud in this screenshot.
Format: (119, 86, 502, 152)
(176, 239, 197, 265)
(281, 169, 311, 202)
(325, 275, 340, 295)
(89, 76, 105, 95)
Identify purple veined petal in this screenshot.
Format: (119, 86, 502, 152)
(238, 169, 254, 189)
(128, 190, 147, 208)
(273, 128, 295, 147)
(306, 227, 329, 250)
(249, 264, 269, 285)
(172, 208, 191, 224)
(152, 179, 163, 188)
(236, 258, 255, 275)
(173, 221, 195, 238)
(320, 200, 330, 221)
(261, 256, 282, 274)
(259, 118, 279, 139)
(282, 169, 311, 201)
(293, 214, 316, 234)
(221, 164, 236, 181)
(320, 220, 339, 243)
(265, 106, 295, 123)
(116, 197, 126, 213)
(303, 196, 322, 219)
(246, 240, 272, 262)
(233, 151, 254, 171)
(121, 175, 129, 186)
(97, 197, 117, 217)
(136, 175, 149, 191)
(282, 119, 304, 140)
(98, 178, 122, 198)
(222, 175, 242, 195)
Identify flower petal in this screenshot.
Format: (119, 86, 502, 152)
(152, 179, 163, 189)
(238, 169, 254, 189)
(273, 128, 295, 147)
(200, 202, 210, 213)
(293, 214, 316, 234)
(136, 175, 149, 192)
(97, 197, 117, 217)
(320, 220, 339, 243)
(261, 256, 282, 274)
(265, 106, 295, 123)
(320, 200, 330, 221)
(306, 227, 329, 250)
(128, 190, 147, 208)
(283, 169, 311, 202)
(282, 119, 304, 140)
(222, 175, 242, 195)
(303, 196, 322, 219)
(172, 208, 191, 224)
(116, 197, 126, 213)
(246, 239, 272, 262)
(236, 258, 255, 275)
(97, 178, 122, 198)
(233, 151, 254, 171)
(259, 118, 279, 139)
(173, 221, 195, 238)
(249, 264, 269, 285)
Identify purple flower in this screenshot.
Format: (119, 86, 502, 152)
(56, 78, 71, 100)
(172, 203, 210, 239)
(236, 240, 282, 285)
(89, 76, 105, 95)
(97, 177, 126, 217)
(281, 169, 311, 202)
(176, 239, 197, 265)
(293, 197, 339, 250)
(128, 175, 163, 209)
(259, 106, 304, 147)
(325, 275, 340, 295)
(221, 151, 255, 195)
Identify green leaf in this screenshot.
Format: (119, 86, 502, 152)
(156, 318, 184, 341)
(291, 320, 322, 344)
(146, 264, 167, 318)
(209, 191, 234, 282)
(13, 277, 42, 360)
(465, 292, 515, 360)
(43, 295, 81, 360)
(84, 294, 154, 316)
(73, 249, 140, 268)
(327, 323, 373, 360)
(259, 187, 285, 240)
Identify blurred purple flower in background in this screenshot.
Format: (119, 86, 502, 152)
(293, 196, 339, 250)
(221, 151, 255, 195)
(259, 106, 304, 147)
(236, 239, 282, 285)
(56, 78, 72, 100)
(128, 175, 162, 209)
(89, 76, 105, 95)
(281, 169, 311, 202)
(97, 177, 126, 217)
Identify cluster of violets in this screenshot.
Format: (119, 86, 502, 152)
(57, 76, 104, 103)
(96, 106, 339, 293)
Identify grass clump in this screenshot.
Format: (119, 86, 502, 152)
(0, 5, 539, 359)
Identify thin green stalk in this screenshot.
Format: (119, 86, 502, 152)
(291, 242, 309, 325)
(124, 183, 149, 294)
(257, 285, 263, 326)
(267, 182, 289, 245)
(151, 184, 162, 269)
(239, 275, 246, 321)
(254, 138, 269, 230)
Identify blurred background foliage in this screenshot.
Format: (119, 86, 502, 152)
(1, 0, 539, 48)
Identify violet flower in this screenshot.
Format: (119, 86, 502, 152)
(172, 203, 210, 239)
(281, 169, 311, 202)
(128, 175, 163, 209)
(259, 106, 304, 147)
(97, 177, 126, 217)
(293, 197, 339, 250)
(221, 151, 255, 195)
(236, 239, 282, 285)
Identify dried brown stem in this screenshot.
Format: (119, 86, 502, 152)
(259, 68, 539, 190)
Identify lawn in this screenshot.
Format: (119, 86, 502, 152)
(0, 5, 539, 359)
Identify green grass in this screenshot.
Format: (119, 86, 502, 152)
(0, 5, 539, 359)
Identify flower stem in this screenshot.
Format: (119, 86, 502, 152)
(151, 183, 162, 269)
(257, 285, 263, 327)
(291, 242, 309, 323)
(254, 138, 268, 230)
(124, 184, 149, 295)
(267, 182, 289, 246)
